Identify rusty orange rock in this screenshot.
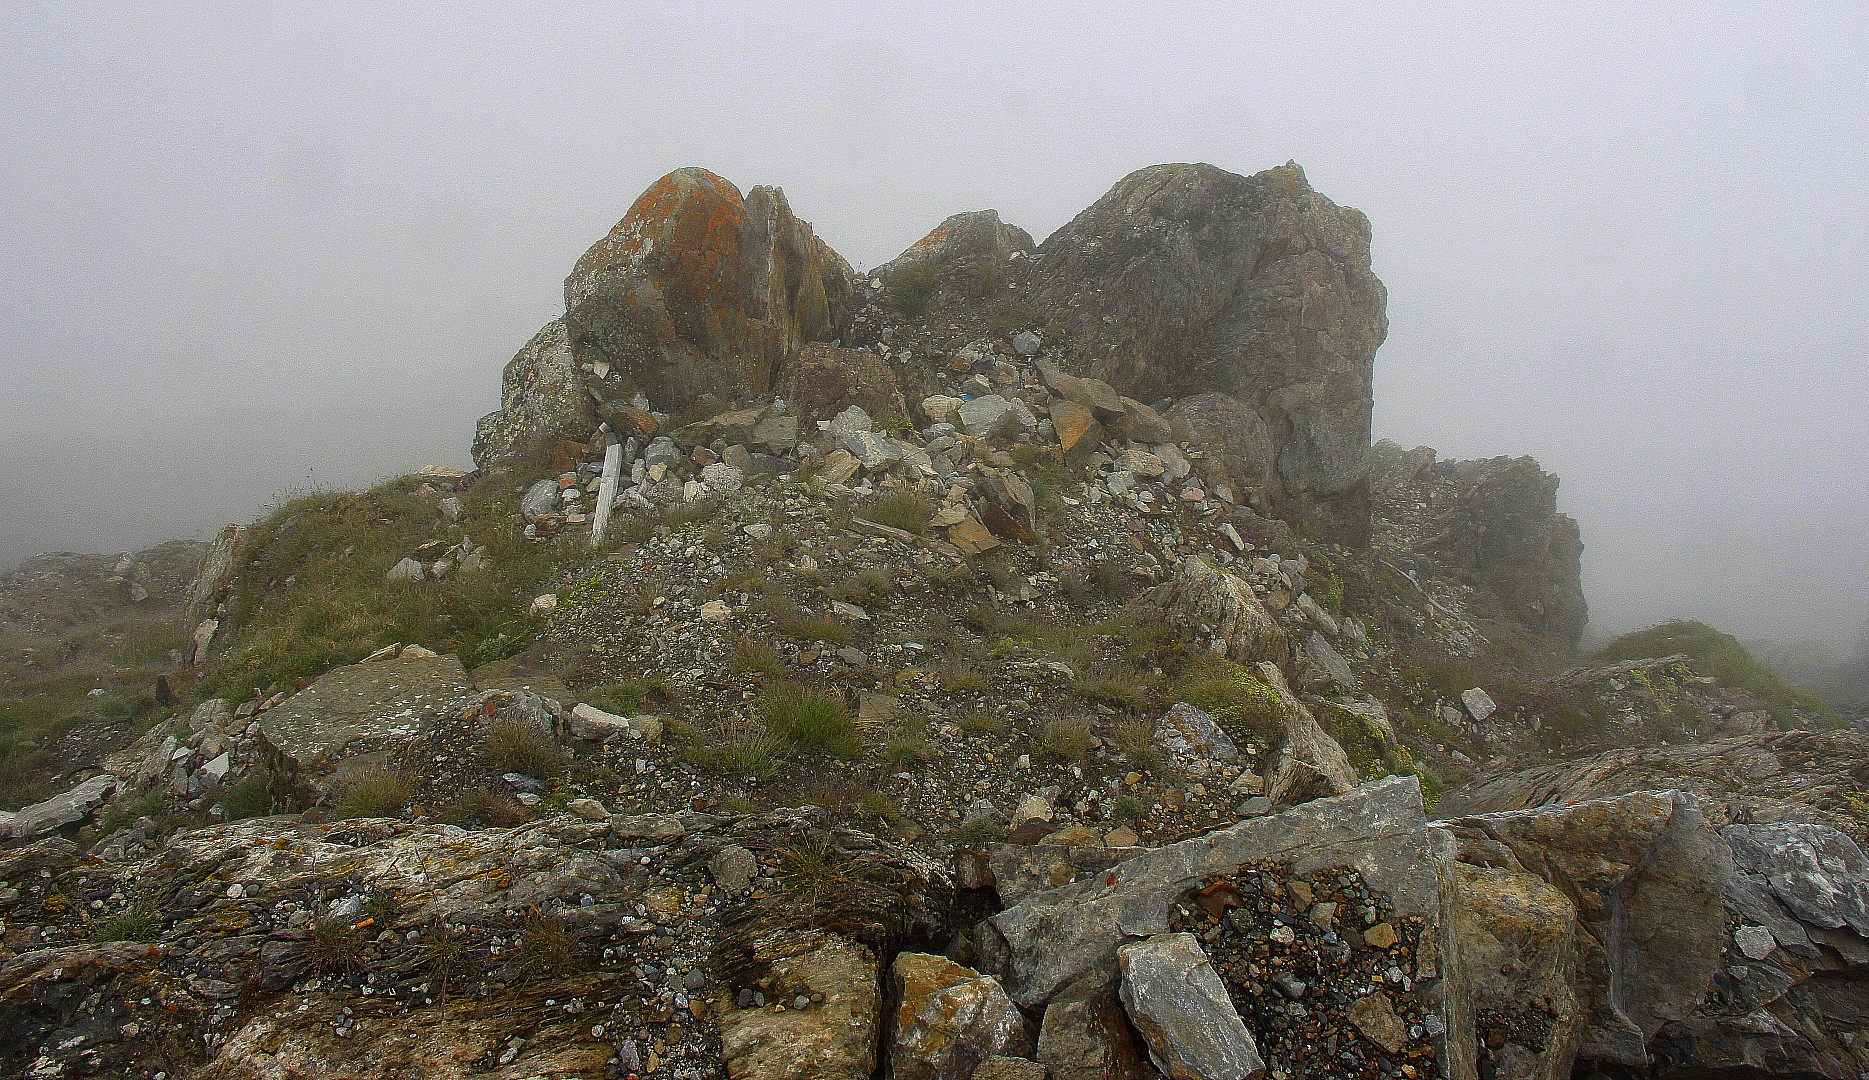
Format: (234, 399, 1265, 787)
(564, 168, 860, 410)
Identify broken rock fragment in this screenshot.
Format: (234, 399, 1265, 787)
(1117, 932, 1265, 1080)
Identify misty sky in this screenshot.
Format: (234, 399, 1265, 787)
(3, 2, 1865, 649)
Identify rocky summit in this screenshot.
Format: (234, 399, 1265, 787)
(3, 162, 1864, 1080)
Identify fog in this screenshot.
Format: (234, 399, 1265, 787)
(3, 2, 1865, 648)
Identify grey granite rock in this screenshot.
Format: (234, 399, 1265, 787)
(1117, 933, 1265, 1080)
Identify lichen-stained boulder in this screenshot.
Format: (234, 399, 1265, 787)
(1037, 968, 1147, 1080)
(1253, 662, 1359, 807)
(1370, 441, 1587, 644)
(254, 648, 475, 770)
(471, 319, 596, 470)
(1117, 933, 1266, 1080)
(562, 167, 861, 410)
(1025, 162, 1386, 541)
(886, 952, 1031, 1080)
(982, 777, 1443, 1010)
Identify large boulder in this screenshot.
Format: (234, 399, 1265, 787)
(1025, 162, 1386, 541)
(562, 167, 861, 410)
(1117, 933, 1265, 1080)
(720, 933, 882, 1080)
(471, 319, 595, 470)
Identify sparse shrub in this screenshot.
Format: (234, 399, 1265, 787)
(581, 679, 665, 717)
(308, 916, 365, 971)
(866, 490, 933, 535)
(762, 683, 858, 758)
(218, 771, 273, 820)
(91, 905, 159, 943)
(1090, 558, 1128, 600)
(334, 769, 413, 819)
(1035, 718, 1094, 762)
(516, 914, 577, 979)
(438, 788, 533, 827)
(953, 816, 1004, 850)
(887, 262, 942, 317)
(482, 721, 567, 780)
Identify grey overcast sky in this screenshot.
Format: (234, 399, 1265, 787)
(2, 1, 1865, 648)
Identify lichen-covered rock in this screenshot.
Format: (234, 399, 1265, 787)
(1151, 702, 1240, 769)
(1441, 790, 1733, 1076)
(1117, 932, 1266, 1080)
(886, 952, 1030, 1080)
(1254, 662, 1359, 805)
(471, 319, 595, 470)
(1026, 161, 1386, 541)
(563, 167, 861, 410)
(872, 209, 1035, 310)
(983, 777, 1441, 1010)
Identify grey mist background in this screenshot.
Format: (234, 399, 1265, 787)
(3, 1, 1865, 648)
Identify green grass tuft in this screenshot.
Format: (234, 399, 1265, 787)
(761, 683, 858, 758)
(482, 721, 567, 780)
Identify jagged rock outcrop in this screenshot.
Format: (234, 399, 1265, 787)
(1370, 439, 1587, 643)
(1023, 161, 1388, 541)
(565, 167, 860, 408)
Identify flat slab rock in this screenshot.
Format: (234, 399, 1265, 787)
(983, 776, 1443, 1009)
(257, 652, 472, 764)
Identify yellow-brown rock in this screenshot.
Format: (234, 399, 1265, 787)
(887, 952, 1031, 1080)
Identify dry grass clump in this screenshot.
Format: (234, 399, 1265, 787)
(308, 917, 366, 972)
(1074, 663, 1155, 712)
(941, 667, 990, 694)
(1112, 718, 1166, 774)
(334, 768, 414, 819)
(516, 914, 578, 979)
(826, 568, 896, 607)
(1035, 718, 1094, 762)
(864, 489, 934, 535)
(777, 616, 855, 647)
(482, 720, 567, 780)
(438, 788, 533, 827)
(958, 710, 1007, 735)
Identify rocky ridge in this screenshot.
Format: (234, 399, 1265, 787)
(3, 162, 1863, 1080)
